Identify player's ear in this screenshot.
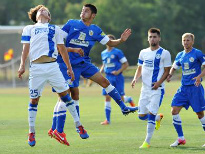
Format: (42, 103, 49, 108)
(92, 13, 96, 19)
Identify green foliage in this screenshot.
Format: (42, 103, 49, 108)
(1, 0, 205, 65)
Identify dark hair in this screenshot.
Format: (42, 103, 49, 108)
(84, 4, 97, 14)
(28, 5, 51, 23)
(148, 28, 160, 36)
(107, 34, 116, 40)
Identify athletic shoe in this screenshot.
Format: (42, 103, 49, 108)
(48, 128, 54, 138)
(76, 125, 89, 139)
(202, 144, 205, 147)
(100, 120, 110, 125)
(53, 129, 70, 146)
(129, 101, 135, 107)
(155, 113, 164, 130)
(139, 141, 150, 148)
(121, 106, 138, 115)
(170, 138, 186, 147)
(28, 133, 36, 147)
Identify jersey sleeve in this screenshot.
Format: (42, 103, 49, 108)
(118, 50, 127, 63)
(55, 26, 65, 44)
(62, 20, 71, 34)
(138, 51, 144, 66)
(196, 50, 205, 66)
(21, 25, 31, 44)
(173, 52, 182, 69)
(163, 50, 172, 67)
(93, 26, 109, 45)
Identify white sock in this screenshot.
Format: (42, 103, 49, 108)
(145, 122, 155, 144)
(28, 103, 38, 133)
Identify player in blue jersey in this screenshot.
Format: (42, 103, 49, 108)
(167, 33, 205, 147)
(131, 28, 172, 148)
(100, 34, 136, 125)
(18, 5, 88, 147)
(48, 3, 138, 137)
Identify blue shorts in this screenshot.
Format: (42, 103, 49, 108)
(102, 74, 125, 96)
(71, 61, 99, 88)
(171, 85, 205, 112)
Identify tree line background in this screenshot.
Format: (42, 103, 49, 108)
(0, 0, 205, 65)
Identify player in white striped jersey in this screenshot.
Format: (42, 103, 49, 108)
(131, 28, 171, 148)
(18, 5, 87, 147)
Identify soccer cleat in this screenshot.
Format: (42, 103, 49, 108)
(121, 106, 138, 115)
(170, 138, 186, 147)
(100, 120, 110, 125)
(155, 113, 164, 130)
(28, 133, 36, 147)
(48, 128, 54, 138)
(76, 125, 89, 139)
(139, 141, 150, 148)
(53, 129, 70, 146)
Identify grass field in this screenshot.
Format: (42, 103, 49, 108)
(1, 81, 205, 154)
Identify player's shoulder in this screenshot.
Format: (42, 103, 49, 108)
(160, 47, 171, 55)
(101, 49, 108, 55)
(23, 25, 34, 31)
(193, 48, 202, 53)
(140, 47, 150, 53)
(66, 19, 81, 25)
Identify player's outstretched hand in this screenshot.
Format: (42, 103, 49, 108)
(18, 66, 25, 79)
(131, 79, 137, 88)
(166, 74, 172, 82)
(120, 29, 132, 42)
(67, 69, 75, 81)
(193, 76, 201, 87)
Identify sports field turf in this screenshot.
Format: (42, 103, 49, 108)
(0, 81, 205, 154)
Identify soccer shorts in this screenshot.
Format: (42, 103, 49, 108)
(138, 85, 165, 115)
(70, 61, 99, 88)
(29, 62, 69, 99)
(102, 74, 125, 96)
(171, 85, 205, 112)
(52, 62, 71, 92)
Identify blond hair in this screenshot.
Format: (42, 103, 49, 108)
(182, 33, 195, 41)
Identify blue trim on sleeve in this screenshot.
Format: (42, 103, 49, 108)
(21, 36, 31, 41)
(138, 59, 143, 64)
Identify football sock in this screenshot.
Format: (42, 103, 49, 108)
(61, 94, 81, 127)
(28, 103, 38, 133)
(51, 101, 60, 130)
(73, 100, 80, 117)
(155, 114, 161, 121)
(56, 101, 67, 133)
(145, 114, 156, 144)
(105, 101, 111, 122)
(139, 114, 148, 121)
(172, 114, 184, 137)
(199, 116, 205, 131)
(105, 84, 126, 110)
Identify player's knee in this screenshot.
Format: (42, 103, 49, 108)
(61, 94, 72, 103)
(138, 115, 148, 121)
(30, 98, 39, 105)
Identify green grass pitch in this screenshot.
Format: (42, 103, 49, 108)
(0, 81, 205, 154)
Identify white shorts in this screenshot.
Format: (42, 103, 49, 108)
(29, 62, 69, 98)
(138, 85, 165, 115)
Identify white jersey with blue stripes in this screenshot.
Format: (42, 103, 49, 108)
(21, 23, 64, 62)
(138, 47, 171, 89)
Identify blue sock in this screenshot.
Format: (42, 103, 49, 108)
(105, 108, 111, 122)
(173, 114, 184, 137)
(139, 114, 148, 121)
(57, 112, 66, 133)
(105, 85, 126, 110)
(51, 115, 57, 130)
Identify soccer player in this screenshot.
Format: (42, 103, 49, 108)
(49, 3, 138, 134)
(167, 33, 205, 147)
(18, 5, 88, 147)
(100, 34, 136, 125)
(131, 28, 171, 148)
